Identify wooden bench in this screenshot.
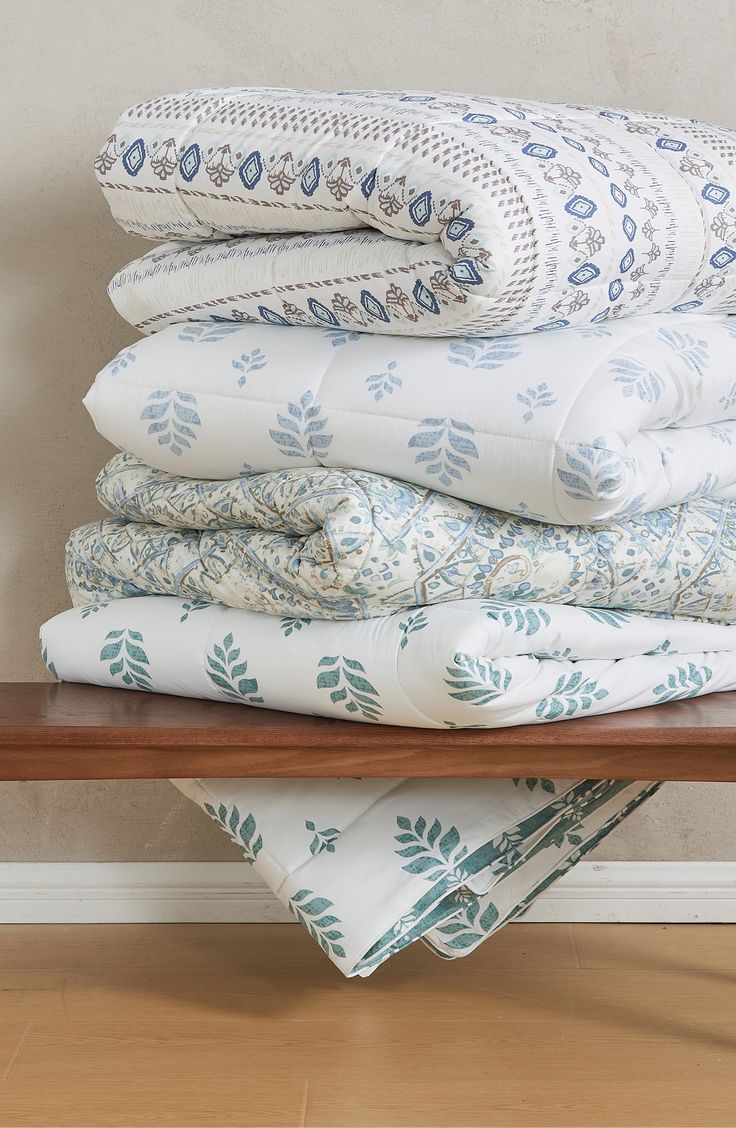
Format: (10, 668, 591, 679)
(1, 682, 736, 781)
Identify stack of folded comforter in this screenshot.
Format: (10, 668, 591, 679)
(41, 89, 736, 976)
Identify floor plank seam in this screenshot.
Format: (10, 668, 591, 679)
(1, 1020, 32, 1085)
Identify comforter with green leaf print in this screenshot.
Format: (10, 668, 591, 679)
(40, 595, 736, 730)
(65, 453, 736, 622)
(169, 775, 658, 976)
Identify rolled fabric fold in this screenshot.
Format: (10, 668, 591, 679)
(40, 596, 736, 729)
(170, 775, 658, 976)
(84, 316, 736, 522)
(66, 453, 736, 622)
(97, 89, 736, 336)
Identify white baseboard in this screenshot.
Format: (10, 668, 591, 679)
(1, 861, 736, 925)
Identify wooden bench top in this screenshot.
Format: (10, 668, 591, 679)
(1, 683, 736, 781)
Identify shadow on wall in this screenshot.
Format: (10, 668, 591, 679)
(0, 183, 149, 680)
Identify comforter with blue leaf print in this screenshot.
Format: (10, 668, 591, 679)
(65, 453, 736, 622)
(85, 314, 736, 523)
(97, 89, 736, 338)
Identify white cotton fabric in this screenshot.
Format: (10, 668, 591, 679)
(96, 89, 736, 337)
(40, 596, 736, 731)
(85, 315, 736, 522)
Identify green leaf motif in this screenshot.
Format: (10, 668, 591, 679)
(179, 599, 210, 623)
(41, 646, 58, 681)
(581, 608, 632, 629)
(99, 629, 152, 691)
(316, 655, 382, 721)
(288, 888, 346, 959)
(394, 815, 469, 883)
(512, 778, 557, 794)
(81, 602, 109, 619)
(206, 634, 263, 703)
(203, 802, 263, 864)
(445, 652, 512, 705)
(305, 820, 341, 855)
(482, 602, 551, 636)
(280, 616, 312, 638)
(653, 663, 713, 703)
(398, 609, 429, 649)
(535, 671, 608, 720)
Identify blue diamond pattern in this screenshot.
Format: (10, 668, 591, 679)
(533, 319, 571, 331)
(360, 290, 390, 322)
(239, 150, 263, 190)
(448, 259, 484, 286)
(412, 280, 440, 314)
(702, 182, 730, 206)
(609, 279, 624, 301)
(672, 300, 704, 312)
(179, 144, 201, 183)
(656, 137, 687, 152)
(301, 157, 320, 196)
(445, 217, 475, 241)
(122, 139, 146, 177)
(565, 195, 597, 220)
(588, 157, 609, 177)
(360, 168, 377, 198)
(620, 249, 635, 273)
(258, 306, 290, 325)
(710, 246, 736, 269)
(568, 262, 601, 286)
(409, 190, 433, 227)
(462, 113, 497, 125)
(522, 143, 557, 159)
(622, 215, 637, 241)
(610, 184, 627, 208)
(562, 136, 585, 151)
(307, 298, 339, 326)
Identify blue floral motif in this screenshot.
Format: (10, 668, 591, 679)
(177, 323, 244, 343)
(365, 361, 401, 401)
(106, 348, 137, 376)
(657, 328, 709, 376)
(408, 418, 479, 488)
(556, 437, 624, 502)
(140, 389, 201, 456)
(288, 889, 346, 960)
(516, 383, 557, 423)
(448, 339, 521, 369)
(611, 357, 664, 403)
(269, 392, 333, 461)
(398, 609, 429, 648)
(232, 348, 267, 387)
(323, 329, 362, 348)
(719, 382, 736, 413)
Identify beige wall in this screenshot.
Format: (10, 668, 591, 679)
(2, 0, 736, 863)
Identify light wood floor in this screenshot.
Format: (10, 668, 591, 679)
(0, 923, 735, 1127)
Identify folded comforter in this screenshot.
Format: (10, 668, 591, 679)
(98, 89, 736, 337)
(86, 314, 736, 521)
(66, 453, 736, 622)
(169, 775, 657, 975)
(40, 596, 736, 729)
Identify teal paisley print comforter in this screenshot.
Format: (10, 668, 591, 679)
(65, 453, 736, 622)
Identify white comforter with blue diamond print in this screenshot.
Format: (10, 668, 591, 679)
(84, 315, 736, 523)
(65, 453, 736, 622)
(97, 89, 736, 337)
